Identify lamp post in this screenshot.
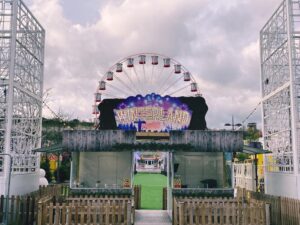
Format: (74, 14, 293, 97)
(224, 115, 242, 131)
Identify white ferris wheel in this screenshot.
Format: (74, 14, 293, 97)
(92, 53, 201, 124)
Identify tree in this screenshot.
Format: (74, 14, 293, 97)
(244, 127, 261, 142)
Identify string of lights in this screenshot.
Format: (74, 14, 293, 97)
(241, 101, 262, 125)
(42, 101, 65, 122)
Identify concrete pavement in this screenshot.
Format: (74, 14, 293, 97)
(135, 210, 172, 225)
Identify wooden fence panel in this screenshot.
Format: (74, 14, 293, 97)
(237, 188, 300, 225)
(0, 195, 38, 225)
(280, 197, 300, 225)
(40, 201, 132, 225)
(0, 185, 69, 225)
(174, 197, 266, 225)
(246, 190, 281, 225)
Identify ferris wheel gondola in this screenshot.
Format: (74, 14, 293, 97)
(106, 71, 113, 81)
(93, 53, 202, 126)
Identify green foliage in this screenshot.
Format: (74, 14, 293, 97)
(40, 157, 52, 181)
(41, 117, 92, 183)
(54, 158, 70, 182)
(235, 153, 250, 162)
(42, 117, 93, 146)
(173, 190, 233, 197)
(9, 221, 21, 225)
(42, 117, 93, 129)
(42, 130, 62, 145)
(244, 127, 261, 142)
(113, 143, 194, 151)
(42, 118, 61, 126)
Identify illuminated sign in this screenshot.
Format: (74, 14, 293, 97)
(114, 93, 192, 132)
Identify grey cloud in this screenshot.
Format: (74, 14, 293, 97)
(27, 0, 281, 127)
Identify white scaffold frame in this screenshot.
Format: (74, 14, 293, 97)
(260, 0, 300, 174)
(0, 0, 45, 185)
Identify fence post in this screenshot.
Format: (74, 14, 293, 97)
(37, 200, 43, 225)
(173, 197, 178, 225)
(127, 201, 131, 225)
(134, 185, 137, 210)
(134, 185, 141, 210)
(163, 187, 167, 210)
(139, 185, 141, 209)
(265, 203, 270, 225)
(178, 202, 185, 225)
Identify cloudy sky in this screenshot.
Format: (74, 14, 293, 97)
(24, 0, 282, 129)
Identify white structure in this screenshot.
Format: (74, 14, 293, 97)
(233, 161, 256, 192)
(0, 0, 45, 195)
(39, 168, 48, 186)
(261, 0, 300, 199)
(135, 152, 166, 173)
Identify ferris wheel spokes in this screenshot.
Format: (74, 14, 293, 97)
(132, 66, 147, 93)
(106, 82, 132, 97)
(101, 92, 120, 98)
(93, 53, 202, 124)
(113, 73, 137, 96)
(167, 83, 191, 96)
(153, 64, 164, 93)
(122, 69, 140, 94)
(156, 69, 175, 94)
(142, 64, 147, 92)
(161, 75, 185, 96)
(150, 64, 154, 85)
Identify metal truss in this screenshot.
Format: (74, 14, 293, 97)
(0, 0, 44, 176)
(261, 0, 300, 174)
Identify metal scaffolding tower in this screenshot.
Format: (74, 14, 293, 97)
(261, 0, 300, 198)
(0, 0, 44, 195)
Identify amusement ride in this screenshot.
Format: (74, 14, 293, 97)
(92, 53, 202, 125)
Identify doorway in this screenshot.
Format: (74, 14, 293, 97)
(133, 152, 168, 209)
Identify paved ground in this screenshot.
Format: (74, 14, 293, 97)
(135, 210, 172, 225)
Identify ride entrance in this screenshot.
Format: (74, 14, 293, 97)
(63, 53, 243, 221)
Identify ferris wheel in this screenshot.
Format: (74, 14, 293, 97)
(92, 53, 201, 124)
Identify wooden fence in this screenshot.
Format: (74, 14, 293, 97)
(134, 185, 141, 210)
(174, 197, 240, 206)
(0, 185, 136, 225)
(65, 195, 135, 222)
(0, 195, 37, 225)
(0, 185, 67, 225)
(173, 197, 266, 225)
(163, 187, 167, 210)
(66, 196, 132, 206)
(238, 188, 300, 225)
(38, 201, 132, 225)
(30, 185, 70, 199)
